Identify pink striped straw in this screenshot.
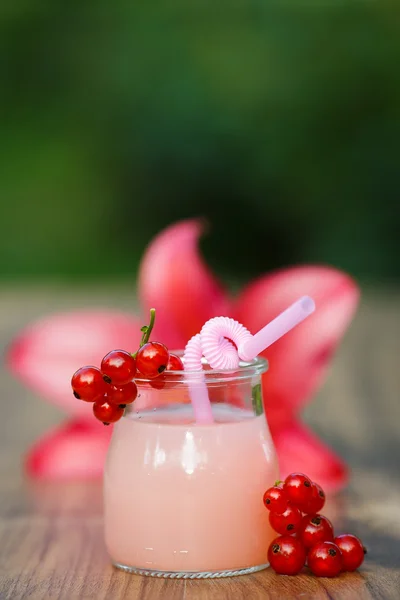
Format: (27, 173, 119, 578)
(183, 296, 316, 424)
(183, 334, 214, 424)
(238, 296, 316, 361)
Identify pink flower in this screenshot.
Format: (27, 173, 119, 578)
(25, 419, 112, 480)
(7, 219, 359, 489)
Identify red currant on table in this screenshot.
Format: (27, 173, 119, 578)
(101, 350, 137, 385)
(284, 472, 313, 510)
(304, 482, 326, 515)
(268, 535, 306, 575)
(93, 399, 125, 425)
(308, 541, 343, 577)
(263, 485, 289, 514)
(71, 366, 106, 402)
(269, 504, 303, 535)
(136, 342, 169, 379)
(298, 514, 334, 548)
(334, 534, 366, 571)
(107, 381, 138, 406)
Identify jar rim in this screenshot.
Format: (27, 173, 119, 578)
(135, 352, 268, 384)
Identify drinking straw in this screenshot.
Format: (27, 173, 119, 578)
(184, 296, 316, 424)
(238, 296, 315, 361)
(183, 334, 214, 424)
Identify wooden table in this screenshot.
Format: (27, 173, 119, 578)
(1, 285, 399, 599)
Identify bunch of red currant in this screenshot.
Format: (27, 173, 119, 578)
(70, 309, 183, 425)
(264, 472, 366, 577)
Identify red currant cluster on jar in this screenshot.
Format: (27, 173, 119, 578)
(264, 472, 366, 577)
(70, 309, 183, 425)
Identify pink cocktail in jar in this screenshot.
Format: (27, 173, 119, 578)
(104, 356, 279, 578)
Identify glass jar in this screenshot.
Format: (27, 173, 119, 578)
(104, 354, 278, 578)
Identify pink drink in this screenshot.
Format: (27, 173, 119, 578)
(104, 401, 278, 576)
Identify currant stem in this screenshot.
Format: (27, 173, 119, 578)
(132, 308, 156, 358)
(141, 308, 156, 346)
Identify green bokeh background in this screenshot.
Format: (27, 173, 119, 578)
(1, 2, 399, 284)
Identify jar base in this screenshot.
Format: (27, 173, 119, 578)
(113, 561, 269, 579)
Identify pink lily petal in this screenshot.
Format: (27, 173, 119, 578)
(25, 419, 112, 480)
(6, 311, 145, 417)
(235, 266, 359, 413)
(138, 219, 232, 347)
(271, 419, 348, 492)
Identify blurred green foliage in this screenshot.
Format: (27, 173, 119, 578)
(1, 1, 399, 283)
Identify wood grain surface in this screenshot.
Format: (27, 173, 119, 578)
(1, 284, 399, 599)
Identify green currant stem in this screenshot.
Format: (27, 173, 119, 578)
(132, 308, 156, 358)
(141, 308, 156, 346)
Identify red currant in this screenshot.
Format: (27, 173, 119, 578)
(93, 399, 125, 425)
(166, 353, 184, 370)
(269, 505, 303, 535)
(308, 541, 343, 577)
(284, 472, 313, 510)
(71, 366, 106, 402)
(304, 482, 326, 515)
(107, 381, 138, 406)
(298, 514, 334, 548)
(334, 534, 366, 572)
(136, 342, 169, 379)
(149, 353, 184, 389)
(149, 377, 167, 390)
(101, 350, 136, 386)
(268, 535, 306, 575)
(263, 485, 289, 514)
